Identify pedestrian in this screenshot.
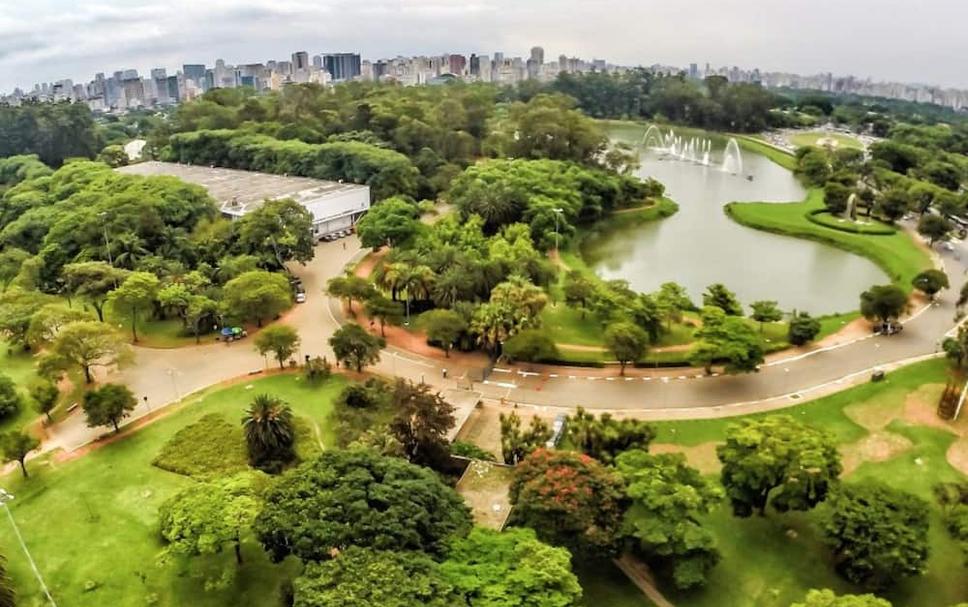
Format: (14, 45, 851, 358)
(342, 241, 346, 250)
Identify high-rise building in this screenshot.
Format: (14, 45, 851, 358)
(469, 54, 480, 76)
(530, 46, 544, 65)
(448, 54, 466, 75)
(322, 53, 362, 81)
(292, 51, 309, 72)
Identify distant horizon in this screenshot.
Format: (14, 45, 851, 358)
(2, 0, 966, 93)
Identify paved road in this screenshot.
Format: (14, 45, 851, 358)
(47, 229, 968, 451)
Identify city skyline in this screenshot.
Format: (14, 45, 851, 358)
(1, 0, 967, 94)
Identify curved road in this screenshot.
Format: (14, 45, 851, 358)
(47, 229, 968, 451)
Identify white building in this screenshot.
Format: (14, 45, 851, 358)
(116, 161, 370, 240)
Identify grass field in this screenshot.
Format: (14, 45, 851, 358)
(789, 131, 864, 151)
(649, 359, 968, 607)
(0, 373, 347, 607)
(726, 189, 933, 291)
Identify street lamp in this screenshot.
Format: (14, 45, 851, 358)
(97, 212, 114, 268)
(0, 489, 57, 606)
(166, 368, 180, 400)
(552, 208, 564, 252)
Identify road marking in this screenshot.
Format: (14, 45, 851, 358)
(549, 373, 559, 378)
(492, 368, 511, 373)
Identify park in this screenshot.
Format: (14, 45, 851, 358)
(0, 73, 966, 607)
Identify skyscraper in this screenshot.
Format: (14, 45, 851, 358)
(322, 53, 362, 81)
(292, 51, 309, 72)
(530, 46, 544, 65)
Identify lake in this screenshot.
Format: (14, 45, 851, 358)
(581, 124, 887, 315)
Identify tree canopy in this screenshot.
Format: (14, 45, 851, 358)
(254, 450, 471, 563)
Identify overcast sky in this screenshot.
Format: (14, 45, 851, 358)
(2, 0, 966, 92)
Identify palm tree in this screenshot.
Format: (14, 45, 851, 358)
(242, 394, 296, 471)
(374, 262, 408, 301)
(113, 233, 150, 269)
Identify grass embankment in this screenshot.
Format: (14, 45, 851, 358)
(0, 373, 346, 607)
(789, 131, 865, 151)
(726, 188, 933, 292)
(649, 359, 967, 607)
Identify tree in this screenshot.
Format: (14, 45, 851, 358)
(107, 271, 160, 342)
(159, 473, 262, 566)
(911, 269, 949, 300)
(329, 324, 385, 372)
(717, 415, 842, 517)
(82, 383, 137, 433)
(97, 144, 128, 167)
(499, 410, 553, 465)
(824, 182, 853, 215)
(616, 450, 723, 589)
(61, 261, 129, 321)
(236, 198, 314, 267)
(41, 320, 128, 383)
(242, 394, 296, 472)
(439, 527, 583, 607)
(185, 295, 219, 344)
(293, 547, 455, 607)
(355, 197, 420, 248)
(254, 325, 301, 369)
(388, 380, 455, 469)
(0, 553, 14, 607)
(0, 374, 21, 420)
(689, 307, 764, 374)
(363, 295, 403, 337)
(702, 283, 743, 316)
(25, 304, 90, 347)
(566, 407, 656, 465)
(821, 482, 929, 589)
(917, 213, 953, 245)
(253, 450, 471, 563)
(604, 321, 649, 375)
(750, 300, 783, 331)
(420, 309, 467, 357)
(788, 311, 822, 346)
(29, 380, 59, 423)
(509, 448, 626, 558)
(943, 325, 968, 369)
(0, 248, 29, 292)
(791, 589, 892, 607)
(222, 271, 292, 327)
(859, 285, 908, 324)
(326, 275, 377, 314)
(655, 282, 693, 328)
(503, 329, 560, 363)
(1, 431, 39, 478)
(563, 271, 596, 318)
(876, 188, 910, 224)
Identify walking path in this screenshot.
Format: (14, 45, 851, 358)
(44, 224, 968, 452)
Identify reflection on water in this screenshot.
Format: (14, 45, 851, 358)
(581, 126, 887, 315)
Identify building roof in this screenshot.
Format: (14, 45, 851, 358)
(115, 161, 369, 218)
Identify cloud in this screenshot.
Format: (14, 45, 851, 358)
(0, 0, 965, 91)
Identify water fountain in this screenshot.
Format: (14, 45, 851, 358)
(721, 138, 743, 175)
(844, 193, 858, 221)
(641, 125, 742, 174)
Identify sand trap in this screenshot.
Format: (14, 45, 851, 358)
(840, 431, 913, 475)
(650, 442, 721, 474)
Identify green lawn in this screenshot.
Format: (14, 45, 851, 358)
(789, 131, 864, 151)
(648, 358, 968, 607)
(726, 189, 932, 291)
(0, 343, 43, 434)
(0, 373, 347, 607)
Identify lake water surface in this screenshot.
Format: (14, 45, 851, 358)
(581, 125, 887, 315)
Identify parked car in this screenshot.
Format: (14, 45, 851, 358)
(295, 292, 306, 304)
(220, 327, 248, 342)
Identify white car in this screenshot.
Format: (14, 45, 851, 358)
(295, 292, 307, 304)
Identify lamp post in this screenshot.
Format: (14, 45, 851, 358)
(98, 212, 114, 268)
(0, 489, 57, 606)
(552, 207, 564, 252)
(166, 368, 180, 400)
